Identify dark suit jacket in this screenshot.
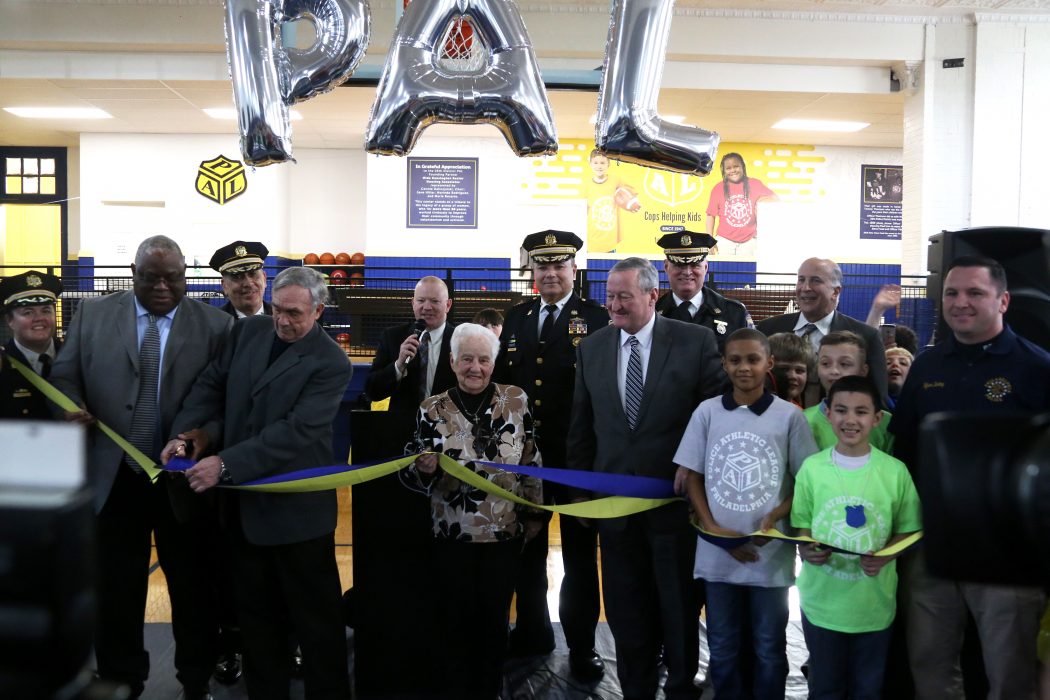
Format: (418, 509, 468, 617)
(756, 310, 888, 402)
(494, 294, 608, 472)
(172, 316, 352, 546)
(49, 291, 233, 513)
(365, 321, 457, 413)
(567, 315, 726, 529)
(219, 300, 272, 318)
(0, 339, 61, 420)
(655, 285, 752, 353)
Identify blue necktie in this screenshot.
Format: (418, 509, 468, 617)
(126, 313, 159, 472)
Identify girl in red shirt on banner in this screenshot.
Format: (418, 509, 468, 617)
(706, 152, 777, 259)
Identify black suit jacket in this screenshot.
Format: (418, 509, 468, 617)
(172, 316, 352, 546)
(655, 286, 753, 353)
(0, 339, 60, 420)
(756, 310, 888, 402)
(219, 299, 272, 318)
(365, 321, 457, 413)
(494, 294, 608, 471)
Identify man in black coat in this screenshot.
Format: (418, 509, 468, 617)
(365, 276, 457, 424)
(0, 270, 63, 419)
(163, 266, 352, 700)
(495, 230, 608, 680)
(209, 240, 272, 318)
(653, 231, 753, 353)
(757, 257, 887, 406)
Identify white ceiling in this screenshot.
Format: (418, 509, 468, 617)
(1, 0, 1048, 150)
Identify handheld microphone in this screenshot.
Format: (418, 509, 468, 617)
(406, 319, 427, 364)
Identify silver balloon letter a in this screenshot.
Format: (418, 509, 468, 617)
(365, 0, 557, 157)
(595, 0, 719, 175)
(225, 0, 371, 166)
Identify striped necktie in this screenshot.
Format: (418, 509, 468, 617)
(625, 335, 643, 430)
(126, 313, 160, 472)
(417, 330, 431, 402)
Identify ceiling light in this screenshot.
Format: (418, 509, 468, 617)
(772, 118, 869, 132)
(4, 107, 112, 119)
(204, 108, 302, 121)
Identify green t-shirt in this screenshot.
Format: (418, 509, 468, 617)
(791, 447, 922, 633)
(804, 402, 894, 453)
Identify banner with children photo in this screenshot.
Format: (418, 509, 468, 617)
(521, 139, 827, 261)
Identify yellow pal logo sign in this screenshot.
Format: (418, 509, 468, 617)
(196, 155, 247, 204)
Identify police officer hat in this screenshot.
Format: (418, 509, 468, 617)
(0, 270, 62, 311)
(657, 231, 717, 265)
(209, 240, 269, 275)
(521, 230, 583, 264)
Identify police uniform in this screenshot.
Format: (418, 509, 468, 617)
(209, 240, 272, 319)
(0, 270, 62, 420)
(494, 230, 608, 679)
(654, 231, 753, 352)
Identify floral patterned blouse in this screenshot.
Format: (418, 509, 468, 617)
(405, 383, 544, 543)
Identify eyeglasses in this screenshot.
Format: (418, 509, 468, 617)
(136, 271, 185, 286)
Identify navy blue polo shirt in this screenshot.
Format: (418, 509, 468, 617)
(888, 325, 1050, 475)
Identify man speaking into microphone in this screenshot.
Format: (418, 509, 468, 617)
(365, 276, 457, 429)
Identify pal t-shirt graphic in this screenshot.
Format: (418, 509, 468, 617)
(811, 495, 890, 581)
(707, 430, 782, 514)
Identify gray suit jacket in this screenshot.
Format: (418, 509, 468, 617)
(567, 315, 726, 528)
(172, 316, 352, 546)
(756, 310, 888, 403)
(49, 292, 233, 513)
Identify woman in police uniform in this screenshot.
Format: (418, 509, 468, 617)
(0, 270, 63, 419)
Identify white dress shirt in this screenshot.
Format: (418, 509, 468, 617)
(670, 289, 705, 319)
(617, 313, 656, 414)
(13, 338, 56, 376)
(794, 310, 835, 351)
(536, 291, 574, 335)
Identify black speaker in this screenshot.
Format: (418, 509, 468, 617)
(926, 227, 1050, 350)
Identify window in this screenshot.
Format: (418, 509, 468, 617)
(4, 156, 57, 196)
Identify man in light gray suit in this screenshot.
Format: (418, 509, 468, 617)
(568, 257, 726, 700)
(50, 235, 233, 700)
(162, 266, 353, 700)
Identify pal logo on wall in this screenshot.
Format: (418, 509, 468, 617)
(196, 155, 248, 205)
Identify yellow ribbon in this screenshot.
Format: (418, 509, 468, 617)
(8, 356, 161, 480)
(694, 524, 923, 557)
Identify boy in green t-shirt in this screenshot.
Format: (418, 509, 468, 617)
(805, 331, 893, 451)
(792, 375, 921, 699)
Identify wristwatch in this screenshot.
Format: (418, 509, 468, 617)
(218, 458, 233, 485)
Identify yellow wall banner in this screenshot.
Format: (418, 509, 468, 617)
(521, 139, 826, 258)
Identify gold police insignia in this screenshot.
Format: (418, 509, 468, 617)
(573, 337, 582, 346)
(984, 377, 1011, 403)
(545, 234, 557, 246)
(196, 155, 247, 205)
(26, 274, 42, 288)
(682, 234, 692, 246)
(235, 245, 247, 257)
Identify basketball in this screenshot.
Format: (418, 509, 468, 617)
(350, 271, 364, 287)
(319, 252, 336, 265)
(335, 252, 352, 265)
(443, 18, 474, 59)
(335, 333, 350, 343)
(330, 269, 348, 284)
(303, 253, 320, 265)
(350, 252, 366, 265)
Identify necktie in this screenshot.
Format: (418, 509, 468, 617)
(38, 353, 52, 379)
(126, 313, 160, 472)
(799, 323, 818, 338)
(676, 300, 693, 322)
(539, 304, 558, 345)
(418, 330, 431, 402)
(625, 336, 643, 430)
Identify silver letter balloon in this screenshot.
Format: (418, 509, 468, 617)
(365, 0, 557, 158)
(595, 0, 719, 176)
(225, 0, 371, 166)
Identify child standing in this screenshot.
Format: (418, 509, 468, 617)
(768, 332, 814, 407)
(792, 375, 921, 699)
(806, 331, 893, 451)
(675, 328, 818, 699)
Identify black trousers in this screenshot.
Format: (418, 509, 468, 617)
(433, 537, 521, 699)
(94, 464, 219, 697)
(598, 509, 699, 700)
(231, 525, 350, 700)
(512, 484, 600, 653)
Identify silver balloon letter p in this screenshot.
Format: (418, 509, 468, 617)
(225, 0, 371, 166)
(595, 0, 719, 175)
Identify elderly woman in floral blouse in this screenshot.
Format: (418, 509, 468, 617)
(406, 322, 543, 699)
